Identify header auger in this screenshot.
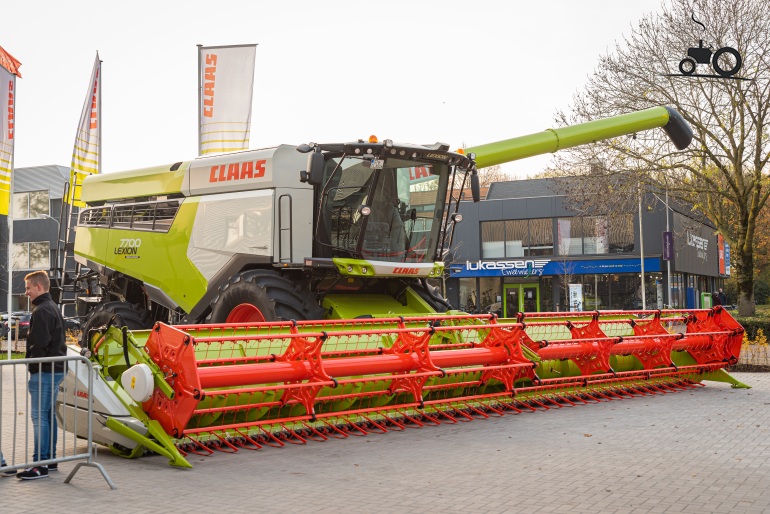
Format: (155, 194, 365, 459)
(60, 307, 746, 468)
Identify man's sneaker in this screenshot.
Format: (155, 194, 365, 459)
(47, 463, 57, 471)
(1, 466, 16, 477)
(16, 466, 48, 480)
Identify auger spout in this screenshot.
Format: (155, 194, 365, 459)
(466, 106, 693, 168)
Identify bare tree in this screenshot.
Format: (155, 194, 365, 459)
(554, 251, 578, 311)
(550, 0, 770, 315)
(450, 164, 511, 196)
(477, 165, 511, 188)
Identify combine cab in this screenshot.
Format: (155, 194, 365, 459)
(54, 105, 748, 468)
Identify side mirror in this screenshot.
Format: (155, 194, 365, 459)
(307, 152, 325, 185)
(471, 173, 480, 202)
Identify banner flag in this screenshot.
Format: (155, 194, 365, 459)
(198, 44, 257, 155)
(68, 53, 101, 206)
(0, 45, 22, 77)
(0, 53, 18, 216)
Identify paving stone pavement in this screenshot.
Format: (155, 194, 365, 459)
(1, 372, 769, 513)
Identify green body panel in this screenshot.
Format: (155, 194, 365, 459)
(331, 257, 444, 279)
(322, 289, 438, 319)
(81, 162, 189, 203)
(75, 199, 208, 313)
(466, 106, 671, 168)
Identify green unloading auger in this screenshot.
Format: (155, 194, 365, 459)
(466, 106, 691, 168)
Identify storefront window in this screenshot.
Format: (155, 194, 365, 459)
(481, 221, 505, 258)
(615, 274, 643, 310)
(482, 219, 554, 258)
(557, 218, 584, 255)
(504, 220, 527, 257)
(559, 215, 632, 256)
(697, 276, 709, 297)
(458, 278, 477, 313)
(648, 273, 664, 309)
(529, 218, 553, 256)
(540, 277, 555, 311)
(583, 274, 610, 310)
(583, 216, 609, 255)
(671, 273, 684, 308)
(479, 277, 501, 314)
(608, 214, 634, 253)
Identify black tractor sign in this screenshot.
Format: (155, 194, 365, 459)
(678, 39, 742, 77)
(676, 14, 743, 79)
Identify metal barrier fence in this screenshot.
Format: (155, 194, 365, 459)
(0, 354, 115, 488)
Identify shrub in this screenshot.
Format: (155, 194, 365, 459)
(723, 276, 770, 305)
(735, 316, 770, 339)
(738, 328, 770, 368)
(755, 279, 770, 305)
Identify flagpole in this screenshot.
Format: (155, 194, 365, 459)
(5, 183, 11, 359)
(98, 53, 102, 175)
(5, 73, 15, 359)
(197, 44, 202, 156)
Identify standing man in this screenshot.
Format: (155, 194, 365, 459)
(16, 271, 66, 480)
(719, 288, 727, 307)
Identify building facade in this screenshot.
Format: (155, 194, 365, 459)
(445, 178, 728, 315)
(0, 165, 73, 313)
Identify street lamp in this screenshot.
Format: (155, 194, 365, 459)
(38, 214, 62, 272)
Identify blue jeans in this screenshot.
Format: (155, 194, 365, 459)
(28, 371, 65, 463)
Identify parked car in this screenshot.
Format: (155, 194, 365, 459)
(64, 317, 81, 332)
(2, 312, 32, 340)
(2, 312, 81, 340)
(2, 312, 27, 339)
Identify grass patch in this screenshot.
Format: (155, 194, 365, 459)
(0, 351, 27, 360)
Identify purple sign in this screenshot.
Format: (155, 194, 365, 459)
(662, 231, 673, 261)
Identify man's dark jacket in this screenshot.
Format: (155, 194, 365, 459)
(26, 292, 67, 372)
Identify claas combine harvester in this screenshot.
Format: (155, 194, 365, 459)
(55, 106, 747, 468)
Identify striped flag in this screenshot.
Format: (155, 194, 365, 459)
(68, 53, 101, 206)
(0, 45, 20, 216)
(198, 44, 257, 155)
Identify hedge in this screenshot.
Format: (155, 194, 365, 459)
(734, 316, 770, 340)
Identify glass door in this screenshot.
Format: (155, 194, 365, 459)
(503, 283, 541, 316)
(522, 284, 540, 312)
(504, 285, 519, 318)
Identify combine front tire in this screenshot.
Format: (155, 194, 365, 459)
(80, 302, 154, 348)
(208, 270, 320, 323)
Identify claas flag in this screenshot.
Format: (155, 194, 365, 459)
(0, 44, 21, 216)
(68, 53, 101, 206)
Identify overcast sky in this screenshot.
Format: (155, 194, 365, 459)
(3, 0, 665, 178)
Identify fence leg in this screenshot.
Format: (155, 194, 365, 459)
(63, 451, 117, 490)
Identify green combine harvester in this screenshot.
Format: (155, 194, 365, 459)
(54, 106, 747, 468)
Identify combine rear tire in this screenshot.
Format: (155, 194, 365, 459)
(208, 270, 321, 323)
(80, 301, 153, 348)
